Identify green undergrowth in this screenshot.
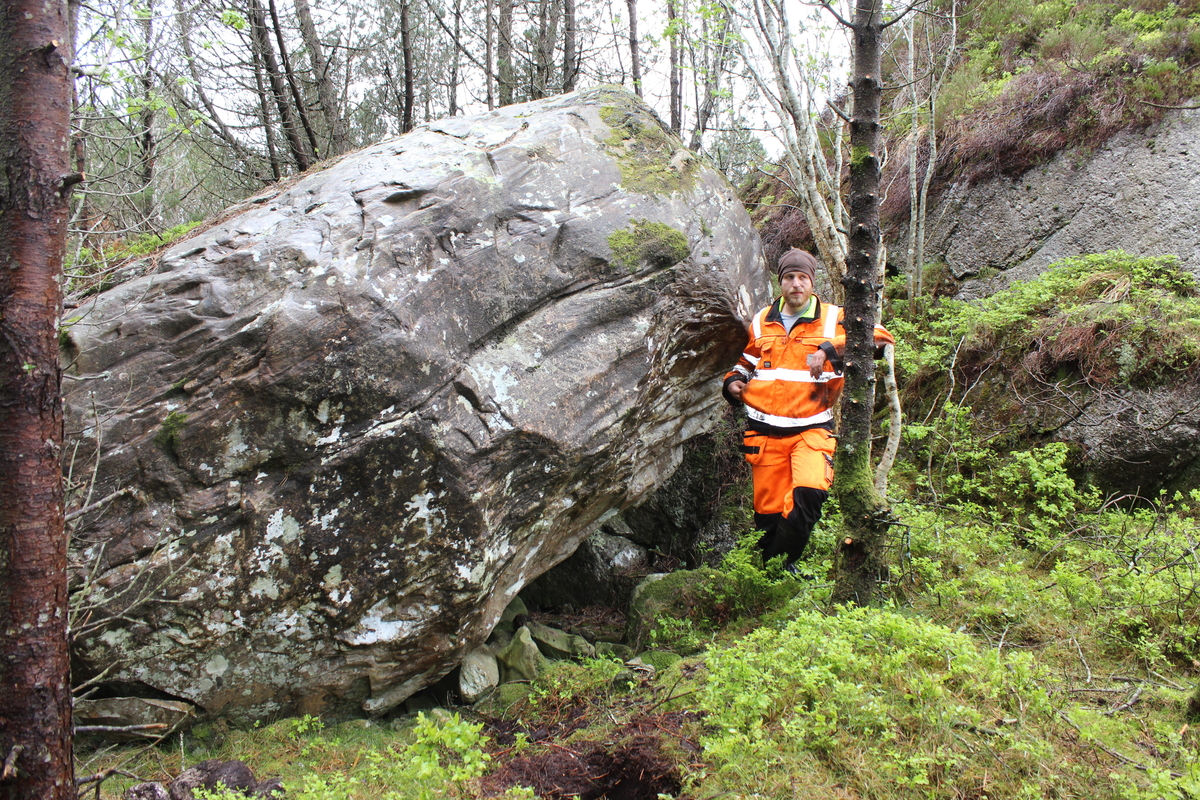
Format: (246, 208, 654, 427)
(893, 251, 1200, 404)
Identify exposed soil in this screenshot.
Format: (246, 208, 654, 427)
(480, 712, 702, 800)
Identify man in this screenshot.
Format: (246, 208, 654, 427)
(723, 249, 894, 570)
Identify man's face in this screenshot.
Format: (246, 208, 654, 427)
(780, 270, 814, 314)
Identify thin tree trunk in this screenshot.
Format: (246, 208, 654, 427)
(667, 0, 681, 134)
(913, 0, 956, 297)
(688, 1, 732, 151)
(177, 0, 267, 181)
(267, 0, 319, 158)
(294, 0, 348, 157)
(874, 344, 902, 494)
(138, 0, 156, 230)
(449, 0, 461, 115)
(905, 16, 920, 302)
(249, 31, 283, 181)
(486, 0, 495, 108)
(497, 0, 515, 105)
(400, 0, 415, 132)
(533, 0, 558, 99)
(0, 1, 75, 797)
(561, 0, 576, 92)
(832, 0, 890, 606)
(627, 0, 641, 97)
(246, 0, 309, 171)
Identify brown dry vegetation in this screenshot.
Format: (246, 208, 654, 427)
(744, 0, 1200, 260)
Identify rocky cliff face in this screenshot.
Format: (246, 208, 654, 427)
(890, 109, 1200, 497)
(896, 108, 1200, 294)
(63, 87, 768, 727)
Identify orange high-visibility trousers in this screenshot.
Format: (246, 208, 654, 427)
(741, 428, 835, 517)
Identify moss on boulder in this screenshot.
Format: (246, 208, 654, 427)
(607, 220, 690, 274)
(597, 89, 698, 195)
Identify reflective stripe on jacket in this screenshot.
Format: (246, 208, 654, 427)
(723, 296, 894, 435)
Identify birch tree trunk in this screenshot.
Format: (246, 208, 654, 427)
(740, 0, 848, 285)
(400, 0, 415, 132)
(0, 0, 75, 796)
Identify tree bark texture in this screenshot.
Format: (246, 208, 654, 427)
(400, 0, 415, 132)
(627, 0, 641, 97)
(246, 0, 310, 171)
(0, 0, 75, 797)
(294, 0, 349, 157)
(497, 0, 515, 106)
(831, 0, 890, 606)
(561, 0, 577, 92)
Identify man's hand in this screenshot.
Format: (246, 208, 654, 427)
(807, 350, 827, 379)
(728, 380, 746, 401)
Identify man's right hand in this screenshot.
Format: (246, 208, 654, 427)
(728, 380, 746, 401)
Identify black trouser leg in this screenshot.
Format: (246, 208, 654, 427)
(774, 487, 828, 564)
(754, 511, 784, 559)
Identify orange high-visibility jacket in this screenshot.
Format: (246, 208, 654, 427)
(723, 296, 895, 435)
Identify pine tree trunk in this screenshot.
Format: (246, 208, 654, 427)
(294, 0, 348, 157)
(400, 0, 415, 132)
(561, 0, 577, 92)
(832, 0, 890, 606)
(0, 1, 75, 797)
(497, 0, 515, 106)
(246, 0, 309, 171)
(627, 0, 641, 97)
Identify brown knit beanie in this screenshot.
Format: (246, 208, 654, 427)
(777, 249, 818, 284)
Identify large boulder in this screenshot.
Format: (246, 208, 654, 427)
(63, 87, 768, 725)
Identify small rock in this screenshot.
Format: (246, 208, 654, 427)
(595, 641, 634, 660)
(169, 760, 259, 800)
(124, 784, 170, 800)
(497, 596, 529, 634)
(526, 621, 596, 660)
(459, 647, 501, 703)
(496, 626, 547, 682)
(637, 650, 683, 673)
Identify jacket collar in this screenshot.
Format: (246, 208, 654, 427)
(766, 295, 823, 326)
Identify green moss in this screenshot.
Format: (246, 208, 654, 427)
(155, 411, 189, 451)
(607, 219, 690, 274)
(597, 90, 697, 195)
(850, 144, 872, 169)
